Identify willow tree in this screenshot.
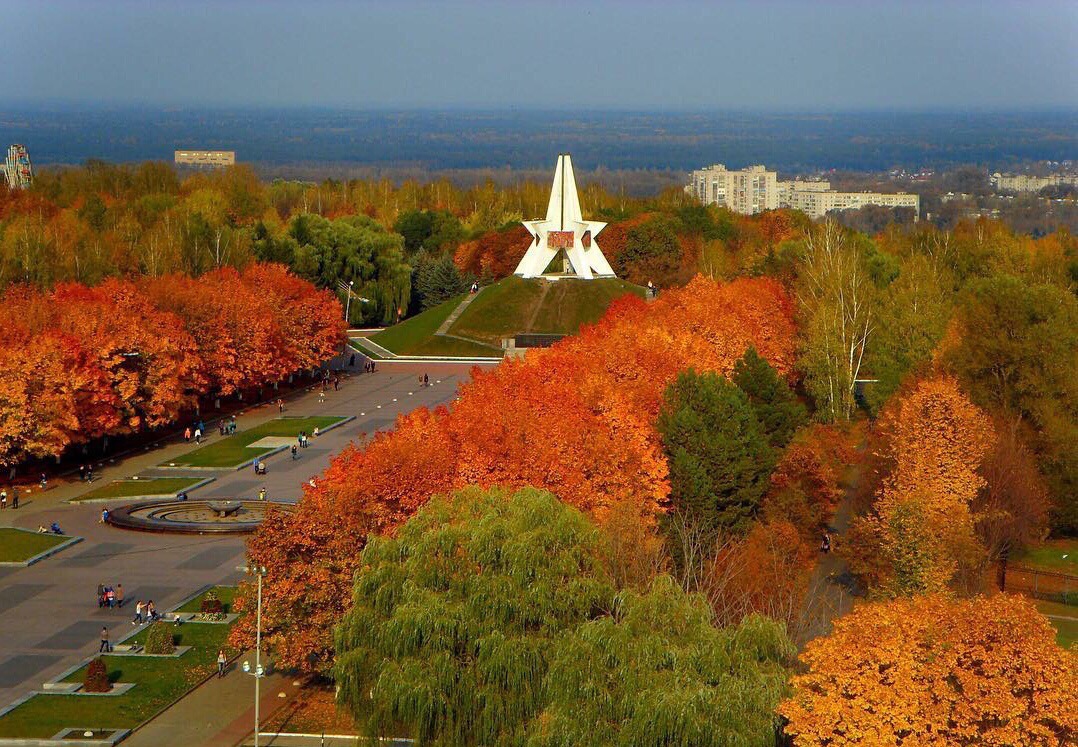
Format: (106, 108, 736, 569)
(333, 486, 615, 746)
(530, 576, 794, 747)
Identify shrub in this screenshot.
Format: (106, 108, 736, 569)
(200, 590, 224, 615)
(144, 622, 176, 655)
(83, 658, 111, 693)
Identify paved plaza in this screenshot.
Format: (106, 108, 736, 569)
(0, 359, 487, 736)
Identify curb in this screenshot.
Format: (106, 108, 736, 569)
(0, 532, 83, 568)
(67, 477, 217, 505)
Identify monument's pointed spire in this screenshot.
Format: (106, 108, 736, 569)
(545, 154, 583, 228)
(514, 153, 615, 280)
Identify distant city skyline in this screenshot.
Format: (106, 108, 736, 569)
(1, 0, 1075, 111)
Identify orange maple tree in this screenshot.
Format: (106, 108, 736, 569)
(0, 265, 343, 467)
(237, 274, 801, 672)
(780, 593, 1078, 746)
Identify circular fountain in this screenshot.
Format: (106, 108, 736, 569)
(106, 499, 294, 534)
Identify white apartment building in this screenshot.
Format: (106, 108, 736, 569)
(689, 164, 919, 219)
(689, 164, 779, 215)
(785, 188, 919, 219)
(991, 172, 1078, 193)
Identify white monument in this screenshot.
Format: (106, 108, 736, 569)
(514, 153, 616, 280)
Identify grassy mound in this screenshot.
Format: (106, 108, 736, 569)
(366, 294, 501, 357)
(448, 276, 645, 345)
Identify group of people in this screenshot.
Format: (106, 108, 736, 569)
(253, 459, 267, 476)
(363, 360, 377, 373)
(0, 487, 19, 510)
(36, 522, 63, 535)
(131, 599, 159, 625)
(418, 373, 430, 387)
(78, 464, 95, 482)
(219, 416, 238, 436)
(183, 421, 206, 444)
(97, 582, 124, 608)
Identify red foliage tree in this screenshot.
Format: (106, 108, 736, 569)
(237, 274, 801, 672)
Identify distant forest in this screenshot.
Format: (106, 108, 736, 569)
(3, 108, 1076, 191)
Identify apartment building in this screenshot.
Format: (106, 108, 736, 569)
(689, 164, 779, 214)
(991, 172, 1078, 193)
(174, 150, 236, 167)
(689, 164, 918, 219)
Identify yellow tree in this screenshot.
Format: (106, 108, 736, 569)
(780, 593, 1077, 746)
(846, 376, 994, 594)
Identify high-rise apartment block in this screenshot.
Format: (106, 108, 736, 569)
(688, 164, 919, 219)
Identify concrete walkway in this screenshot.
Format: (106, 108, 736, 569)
(0, 357, 491, 738)
(434, 289, 483, 336)
(122, 650, 301, 747)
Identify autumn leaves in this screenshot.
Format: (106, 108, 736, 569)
(0, 264, 343, 467)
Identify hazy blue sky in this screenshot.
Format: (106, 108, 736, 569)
(2, 0, 1075, 110)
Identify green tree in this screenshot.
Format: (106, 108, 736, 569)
(947, 274, 1078, 531)
(616, 216, 683, 286)
(413, 250, 470, 310)
(862, 254, 953, 413)
(732, 347, 807, 447)
(530, 577, 793, 747)
(393, 209, 434, 253)
(287, 213, 411, 324)
(334, 487, 616, 747)
(658, 370, 775, 533)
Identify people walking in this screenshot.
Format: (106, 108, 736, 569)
(106, 586, 115, 608)
(277, 398, 284, 413)
(291, 444, 298, 460)
(147, 600, 157, 622)
(11, 487, 18, 509)
(39, 473, 47, 490)
(319, 390, 326, 404)
(1, 488, 6, 510)
(258, 487, 266, 501)
(116, 584, 124, 609)
(99, 626, 110, 653)
(423, 373, 429, 387)
(132, 600, 144, 625)
(98, 583, 106, 608)
(184, 427, 191, 442)
(193, 427, 202, 444)
(100, 508, 109, 523)
(217, 649, 227, 678)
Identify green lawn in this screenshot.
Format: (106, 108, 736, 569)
(71, 477, 205, 503)
(1035, 599, 1078, 650)
(0, 527, 68, 563)
(0, 621, 235, 738)
(1016, 539, 1078, 575)
(163, 416, 345, 468)
(449, 276, 644, 345)
(176, 586, 237, 614)
(368, 294, 466, 354)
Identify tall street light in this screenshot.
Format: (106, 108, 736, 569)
(344, 279, 355, 324)
(237, 565, 267, 747)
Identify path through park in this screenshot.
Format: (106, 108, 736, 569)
(0, 356, 490, 745)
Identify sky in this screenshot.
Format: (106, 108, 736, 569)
(1, 0, 1076, 110)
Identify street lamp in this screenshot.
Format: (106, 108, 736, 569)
(344, 280, 355, 324)
(237, 565, 267, 747)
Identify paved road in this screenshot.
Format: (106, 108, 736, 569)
(0, 361, 483, 714)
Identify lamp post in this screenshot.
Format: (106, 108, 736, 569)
(344, 279, 355, 325)
(237, 565, 267, 747)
